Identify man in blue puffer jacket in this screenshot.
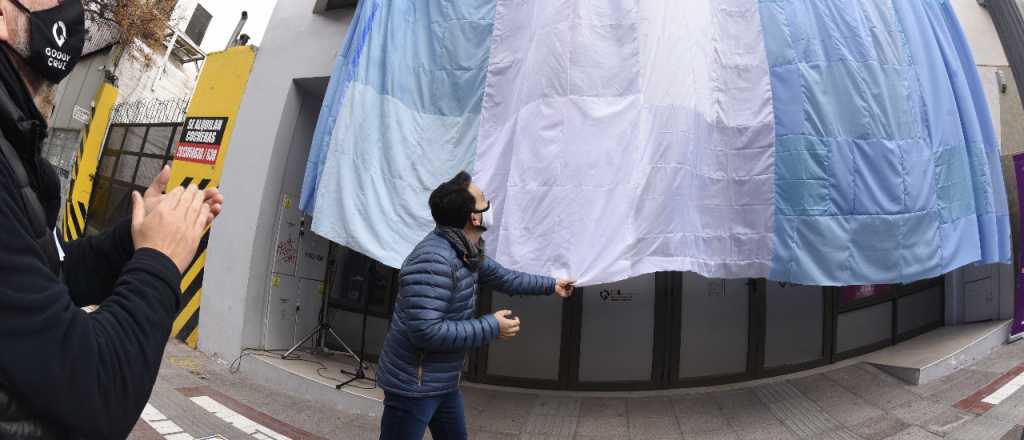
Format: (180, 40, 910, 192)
(377, 171, 575, 439)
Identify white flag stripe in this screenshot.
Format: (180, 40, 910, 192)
(476, 0, 775, 285)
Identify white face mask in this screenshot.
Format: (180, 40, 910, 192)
(480, 209, 494, 231)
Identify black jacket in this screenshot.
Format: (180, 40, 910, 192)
(0, 49, 183, 439)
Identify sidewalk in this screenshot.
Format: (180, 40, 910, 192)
(134, 340, 1024, 440)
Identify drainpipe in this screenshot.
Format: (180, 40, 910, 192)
(226, 11, 248, 50)
(980, 0, 1024, 106)
(151, 30, 178, 92)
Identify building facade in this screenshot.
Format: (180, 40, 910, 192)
(202, 0, 1022, 392)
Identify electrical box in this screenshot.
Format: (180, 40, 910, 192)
(296, 217, 329, 281)
(296, 278, 325, 347)
(271, 193, 301, 276)
(265, 274, 298, 350)
(964, 277, 998, 323)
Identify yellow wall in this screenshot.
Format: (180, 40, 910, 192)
(168, 46, 258, 348)
(63, 82, 118, 241)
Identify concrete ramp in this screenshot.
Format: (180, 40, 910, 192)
(863, 320, 1012, 385)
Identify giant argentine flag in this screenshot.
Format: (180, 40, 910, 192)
(303, 0, 1011, 286)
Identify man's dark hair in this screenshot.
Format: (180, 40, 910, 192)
(429, 171, 476, 228)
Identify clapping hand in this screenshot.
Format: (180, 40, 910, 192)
(143, 165, 224, 225)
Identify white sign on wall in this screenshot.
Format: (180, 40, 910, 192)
(72, 105, 91, 124)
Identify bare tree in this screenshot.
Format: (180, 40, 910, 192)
(81, 0, 177, 72)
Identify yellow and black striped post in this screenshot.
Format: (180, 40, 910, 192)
(167, 46, 257, 348)
(63, 82, 118, 241)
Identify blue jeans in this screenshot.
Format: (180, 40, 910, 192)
(379, 390, 468, 440)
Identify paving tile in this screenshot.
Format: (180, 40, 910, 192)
(722, 409, 780, 431)
(472, 409, 528, 434)
(673, 396, 729, 434)
(919, 407, 974, 437)
(573, 435, 623, 440)
(581, 399, 627, 419)
(889, 399, 951, 425)
(732, 421, 798, 440)
(523, 415, 577, 438)
(722, 410, 779, 431)
(858, 386, 921, 410)
(531, 397, 582, 418)
(945, 414, 1017, 440)
(988, 389, 1024, 425)
(714, 389, 765, 412)
(988, 404, 1024, 425)
(715, 389, 779, 430)
(686, 430, 740, 440)
(627, 416, 682, 440)
(827, 365, 919, 409)
(815, 429, 867, 440)
(847, 414, 909, 440)
(764, 393, 842, 437)
(462, 388, 498, 410)
(816, 395, 886, 427)
(628, 398, 676, 420)
(489, 393, 539, 413)
(755, 382, 805, 404)
(335, 427, 381, 440)
(791, 374, 847, 402)
(882, 426, 943, 440)
(827, 365, 886, 390)
(519, 434, 574, 440)
(924, 369, 1002, 406)
(468, 430, 518, 440)
(576, 415, 628, 438)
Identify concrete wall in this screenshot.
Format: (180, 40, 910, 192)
(114, 48, 200, 103)
(951, 0, 1010, 67)
(1002, 67, 1024, 156)
(200, 0, 354, 361)
(50, 49, 112, 131)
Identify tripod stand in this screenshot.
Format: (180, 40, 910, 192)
(336, 290, 372, 389)
(282, 288, 361, 364)
(282, 276, 376, 389)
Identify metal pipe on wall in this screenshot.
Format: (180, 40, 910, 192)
(982, 0, 1024, 107)
(227, 11, 249, 50)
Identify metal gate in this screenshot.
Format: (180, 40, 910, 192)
(81, 97, 188, 235)
(40, 128, 83, 229)
(85, 123, 184, 234)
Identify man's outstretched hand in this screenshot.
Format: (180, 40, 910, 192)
(144, 165, 224, 225)
(555, 279, 576, 298)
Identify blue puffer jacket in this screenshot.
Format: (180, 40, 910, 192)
(376, 230, 555, 397)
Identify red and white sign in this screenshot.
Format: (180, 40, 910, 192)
(174, 117, 229, 165)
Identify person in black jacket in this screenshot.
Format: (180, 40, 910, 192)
(0, 1, 224, 438)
